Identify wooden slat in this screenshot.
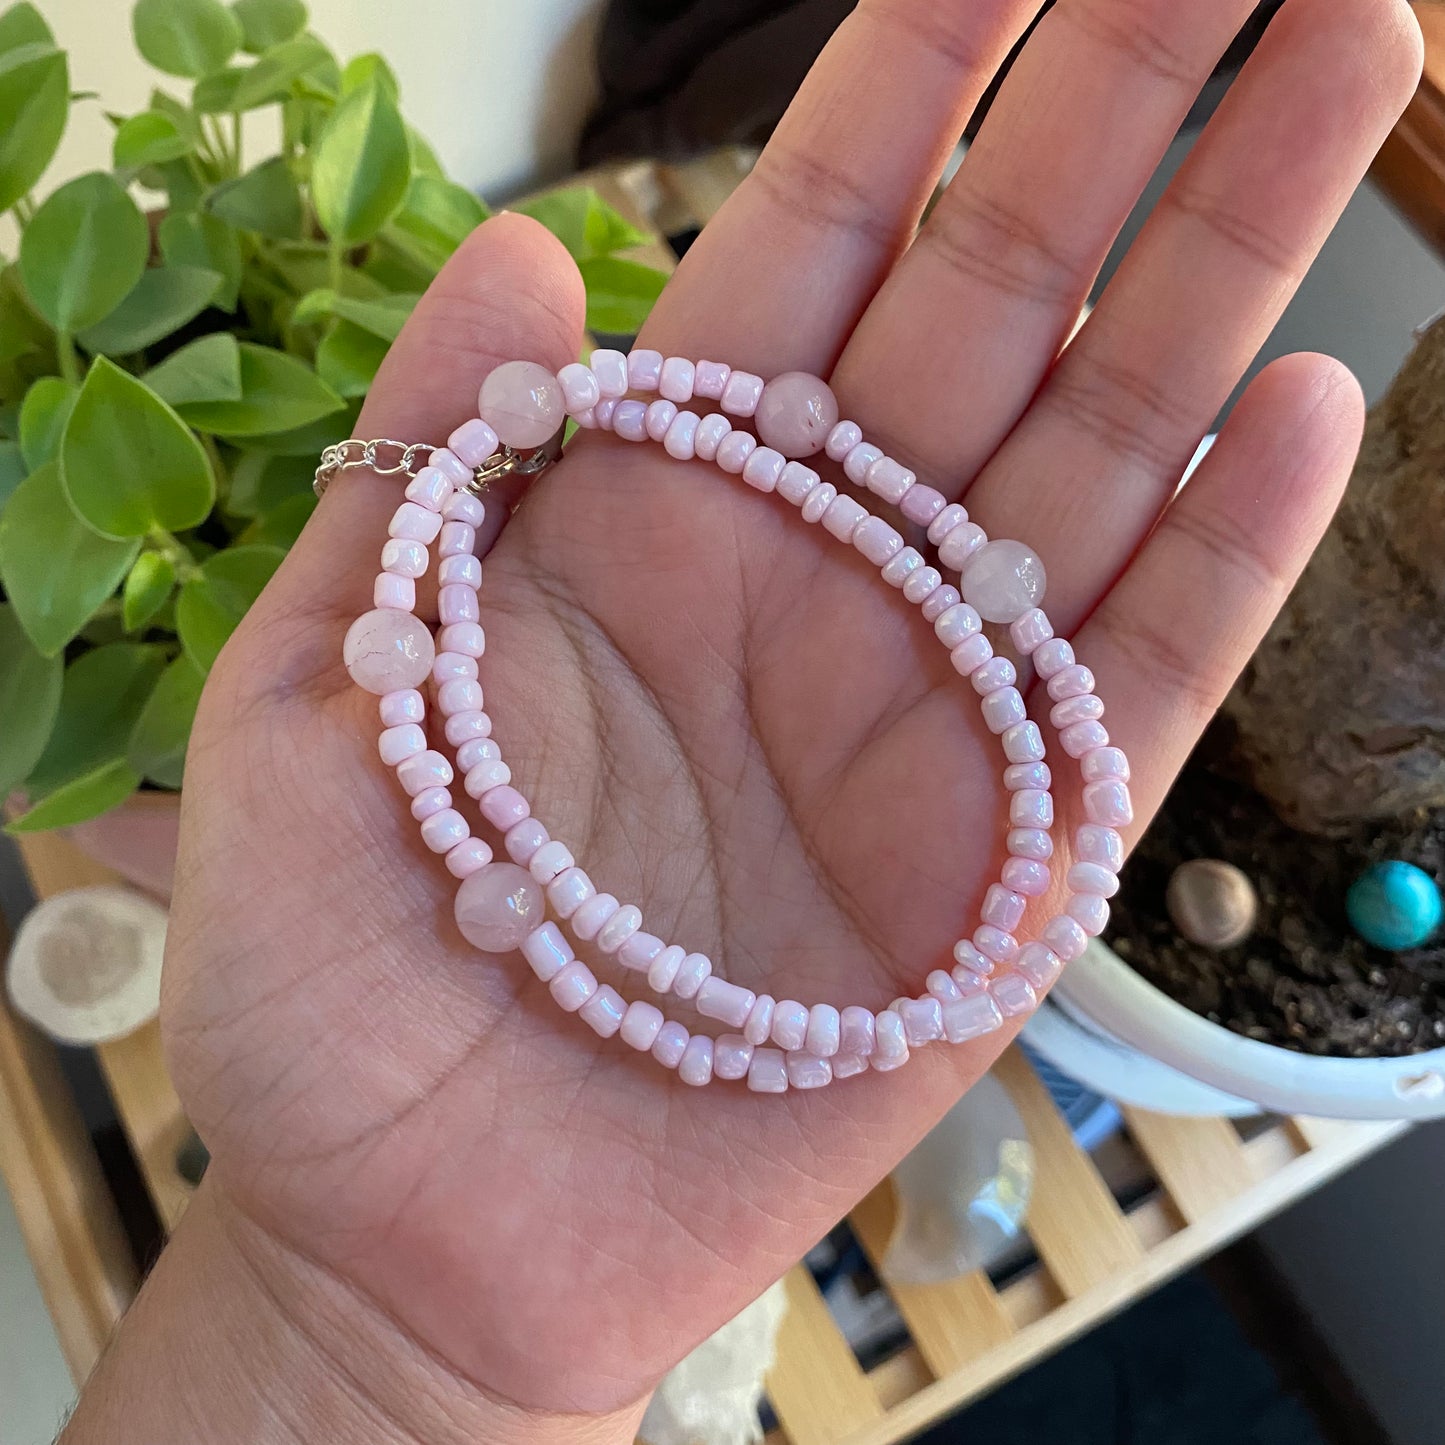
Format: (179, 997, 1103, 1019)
(1121, 1109, 1257, 1225)
(1371, 3, 1445, 255)
(659, 147, 758, 226)
(767, 1266, 882, 1445)
(992, 1048, 1143, 1295)
(848, 1180, 1013, 1377)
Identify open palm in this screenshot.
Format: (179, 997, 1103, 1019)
(159, 0, 1419, 1426)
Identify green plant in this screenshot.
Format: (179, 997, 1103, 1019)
(0, 0, 666, 832)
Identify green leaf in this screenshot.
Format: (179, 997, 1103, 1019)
(239, 488, 313, 548)
(5, 758, 140, 832)
(175, 543, 281, 671)
(391, 175, 487, 260)
(206, 156, 302, 238)
(0, 602, 62, 797)
(0, 439, 23, 507)
(0, 44, 68, 216)
(227, 31, 330, 110)
(190, 64, 246, 113)
(19, 173, 148, 334)
(112, 109, 192, 169)
(232, 0, 306, 53)
(267, 241, 383, 299)
(577, 255, 667, 334)
(76, 266, 221, 355)
(517, 187, 650, 263)
(148, 157, 204, 213)
(133, 0, 242, 78)
(225, 449, 312, 516)
(0, 462, 139, 655)
(243, 396, 358, 455)
(60, 358, 215, 537)
(0, 3, 52, 51)
(293, 287, 414, 341)
(127, 652, 204, 787)
(174, 342, 342, 437)
(18, 376, 76, 469)
(340, 51, 396, 101)
(148, 86, 202, 143)
(406, 125, 445, 180)
(0, 262, 50, 366)
(121, 550, 176, 631)
(315, 318, 385, 397)
(144, 332, 242, 408)
(158, 211, 243, 311)
(311, 79, 409, 245)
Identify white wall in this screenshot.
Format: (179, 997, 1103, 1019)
(39, 0, 607, 199)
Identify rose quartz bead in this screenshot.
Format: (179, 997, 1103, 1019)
(381, 538, 427, 579)
(803, 1004, 841, 1058)
(521, 922, 572, 982)
(550, 959, 598, 1012)
(446, 837, 493, 879)
(953, 938, 993, 976)
(618, 930, 665, 971)
(588, 349, 627, 399)
(715, 430, 757, 474)
(1010, 608, 1053, 655)
(770, 999, 809, 1052)
(872, 1011, 909, 1070)
(898, 996, 943, 1046)
(421, 809, 469, 854)
(627, 348, 662, 390)
(903, 564, 943, 604)
(672, 952, 712, 999)
(982, 687, 1027, 734)
(927, 969, 963, 1002)
(504, 818, 549, 866)
(714, 1034, 754, 1082)
(776, 460, 820, 505)
(344, 608, 435, 694)
(881, 546, 924, 587)
(1069, 892, 1110, 936)
(853, 516, 903, 565)
(754, 371, 839, 458)
(1002, 722, 1046, 765)
(938, 521, 987, 572)
(866, 455, 914, 503)
(974, 925, 1019, 966)
(949, 633, 993, 677)
(648, 944, 685, 994)
(580, 984, 626, 1038)
(546, 867, 596, 919)
(696, 976, 756, 1029)
(379, 723, 425, 766)
(396, 749, 452, 795)
(557, 362, 600, 414)
(934, 603, 981, 648)
(787, 1052, 832, 1089)
(839, 1006, 876, 1057)
(1016, 943, 1063, 992)
(379, 688, 424, 726)
(652, 1021, 689, 1070)
(900, 483, 947, 526)
(1082, 747, 1131, 783)
(621, 1000, 665, 1052)
(694, 359, 730, 399)
(742, 445, 786, 492)
(410, 786, 451, 821)
(822, 493, 867, 543)
(1005, 760, 1052, 792)
(960, 540, 1047, 624)
(800, 480, 837, 524)
(477, 361, 565, 449)
(1061, 720, 1110, 758)
(720, 370, 764, 417)
(448, 418, 500, 468)
(1010, 789, 1054, 828)
(659, 356, 696, 403)
(694, 412, 731, 461)
(1033, 638, 1075, 679)
(1084, 779, 1134, 827)
(443, 489, 486, 526)
(571, 891, 619, 941)
(454, 862, 545, 953)
(942, 992, 1004, 1043)
(747, 1048, 788, 1093)
(372, 573, 414, 610)
(1042, 914, 1089, 962)
(612, 399, 648, 442)
(1002, 856, 1051, 897)
(645, 398, 677, 441)
(595, 903, 642, 954)
(1076, 825, 1125, 872)
(664, 410, 700, 461)
(1068, 861, 1119, 898)
(972, 657, 1018, 695)
(678, 1034, 715, 1086)
(832, 1053, 868, 1080)
(982, 884, 1027, 931)
(438, 621, 485, 657)
(403, 467, 451, 512)
(921, 583, 961, 623)
(1007, 827, 1054, 860)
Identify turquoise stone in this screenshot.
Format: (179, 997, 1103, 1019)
(1346, 861, 1442, 952)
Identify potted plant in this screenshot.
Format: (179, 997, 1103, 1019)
(0, 0, 666, 895)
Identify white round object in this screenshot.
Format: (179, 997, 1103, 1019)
(7, 885, 167, 1045)
(959, 539, 1046, 623)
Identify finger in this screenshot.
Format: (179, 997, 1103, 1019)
(1063, 352, 1365, 842)
(290, 213, 586, 617)
(965, 0, 1420, 633)
(639, 0, 1044, 374)
(833, 0, 1262, 484)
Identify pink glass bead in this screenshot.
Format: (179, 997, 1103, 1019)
(580, 984, 626, 1038)
(557, 362, 600, 414)
(504, 818, 549, 866)
(395, 749, 452, 795)
(438, 622, 486, 657)
(595, 903, 642, 954)
(456, 738, 499, 771)
(1010, 607, 1053, 654)
(921, 584, 960, 623)
(935, 603, 982, 648)
(445, 837, 493, 879)
(379, 688, 423, 726)
(694, 360, 730, 399)
(696, 976, 756, 1029)
(1068, 861, 1120, 898)
(410, 785, 451, 821)
(903, 565, 943, 604)
(1002, 722, 1046, 764)
(1047, 665, 1095, 703)
(694, 413, 731, 460)
(822, 493, 867, 543)
(853, 516, 903, 565)
(550, 959, 598, 1013)
(477, 784, 529, 830)
(1005, 760, 1052, 791)
(454, 862, 545, 953)
(825, 420, 861, 461)
(1082, 747, 1131, 783)
(438, 521, 476, 558)
(954, 935, 992, 976)
(652, 1021, 689, 1070)
(1061, 720, 1110, 758)
(546, 867, 596, 919)
(427, 449, 469, 490)
(974, 925, 1019, 966)
(379, 723, 425, 765)
(771, 1000, 809, 1051)
(866, 455, 914, 503)
(777, 460, 820, 505)
(592, 398, 616, 433)
(972, 657, 1018, 695)
(720, 370, 764, 417)
(612, 399, 648, 442)
(800, 480, 837, 524)
(389, 501, 443, 545)
(420, 809, 469, 854)
(900, 483, 947, 526)
(804, 1004, 841, 1058)
(1007, 827, 1054, 860)
(448, 418, 500, 468)
(1077, 825, 1125, 872)
(628, 349, 663, 390)
(1010, 789, 1054, 828)
(1033, 638, 1075, 679)
(715, 430, 757, 474)
(927, 969, 963, 1002)
(648, 944, 685, 994)
(881, 546, 924, 586)
(938, 521, 987, 571)
(433, 650, 479, 685)
(438, 677, 483, 716)
(992, 974, 1037, 1019)
(1069, 892, 1110, 936)
(872, 1011, 909, 1070)
(344, 608, 435, 694)
(927, 503, 968, 545)
(981, 884, 1027, 931)
(381, 538, 427, 578)
(438, 585, 479, 626)
(1042, 914, 1089, 962)
(742, 445, 786, 492)
(659, 356, 696, 403)
(950, 633, 993, 677)
(840, 1005, 877, 1057)
(673, 952, 712, 999)
(714, 1034, 754, 1081)
(1002, 856, 1051, 896)
(747, 1048, 788, 1093)
(787, 1052, 832, 1089)
(898, 996, 943, 1046)
(622, 1000, 665, 1052)
(744, 994, 777, 1047)
(1016, 942, 1063, 991)
(832, 1053, 868, 1080)
(645, 398, 678, 441)
(841, 442, 882, 488)
(1084, 779, 1134, 827)
(618, 930, 665, 971)
(678, 1034, 715, 1086)
(521, 922, 572, 982)
(571, 891, 619, 941)
(404, 467, 451, 512)
(449, 713, 495, 748)
(1050, 694, 1105, 729)
(664, 410, 700, 461)
(589, 349, 628, 399)
(477, 361, 565, 449)
(982, 687, 1027, 734)
(942, 992, 1004, 1043)
(960, 540, 1047, 624)
(442, 490, 486, 526)
(754, 371, 839, 458)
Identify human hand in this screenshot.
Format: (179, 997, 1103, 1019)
(134, 0, 1421, 1439)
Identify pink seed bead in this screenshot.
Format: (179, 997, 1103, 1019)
(448, 713, 495, 748)
(942, 992, 1004, 1043)
(822, 493, 867, 543)
(842, 441, 883, 487)
(825, 420, 862, 461)
(388, 501, 444, 545)
(588, 349, 628, 399)
(557, 362, 600, 414)
(432, 651, 478, 687)
(903, 565, 943, 604)
(1042, 914, 1089, 962)
(664, 410, 700, 460)
(954, 938, 994, 977)
(474, 785, 527, 830)
(1061, 720, 1110, 757)
(648, 944, 685, 994)
(949, 633, 993, 676)
(546, 866, 596, 919)
(597, 904, 643, 955)
(804, 1004, 841, 1058)
(645, 398, 677, 441)
(429, 448, 472, 487)
(840, 1006, 877, 1057)
(580, 984, 627, 1038)
(448, 418, 500, 468)
(853, 516, 903, 565)
(435, 623, 484, 660)
(344, 608, 436, 694)
(1010, 608, 1053, 655)
(443, 489, 486, 526)
(612, 399, 648, 442)
(1005, 760, 1052, 791)
(694, 412, 731, 460)
(865, 455, 914, 503)
(396, 749, 452, 794)
(715, 430, 757, 474)
(771, 999, 809, 1052)
(872, 1011, 909, 1070)
(742, 445, 786, 492)
(591, 397, 616, 433)
(403, 467, 451, 512)
(927, 969, 963, 1002)
(521, 922, 572, 982)
(938, 521, 987, 571)
(1082, 747, 1131, 783)
(982, 884, 1027, 931)
(694, 359, 730, 399)
(696, 976, 757, 1029)
(438, 521, 476, 559)
(900, 483, 947, 526)
(550, 959, 598, 1012)
(455, 861, 545, 953)
(659, 356, 696, 403)
(460, 757, 507, 798)
(1068, 861, 1120, 898)
(420, 808, 469, 854)
(652, 1021, 690, 1070)
(1050, 694, 1105, 729)
(776, 460, 820, 505)
(438, 585, 479, 626)
(672, 952, 712, 999)
(898, 996, 943, 1046)
(1008, 827, 1054, 860)
(446, 837, 492, 879)
(800, 480, 837, 524)
(1002, 856, 1051, 896)
(881, 546, 924, 587)
(571, 891, 619, 941)
(1033, 638, 1075, 679)
(714, 1034, 754, 1082)
(982, 687, 1027, 734)
(379, 723, 425, 765)
(1047, 665, 1095, 702)
(381, 538, 427, 578)
(1076, 825, 1125, 871)
(1010, 790, 1055, 829)
(927, 503, 967, 546)
(379, 688, 423, 726)
(1069, 892, 1110, 936)
(438, 678, 483, 716)
(921, 584, 961, 623)
(1084, 779, 1134, 827)
(628, 348, 663, 390)
(720, 370, 764, 417)
(992, 974, 1038, 1019)
(747, 1048, 788, 1093)
(439, 543, 483, 586)
(526, 840, 573, 885)
(935, 603, 982, 648)
(787, 1052, 832, 1089)
(1016, 943, 1063, 991)
(974, 926, 1020, 966)
(972, 657, 1018, 695)
(754, 371, 839, 458)
(621, 1000, 665, 1052)
(504, 818, 549, 866)
(618, 930, 665, 971)
(1001, 722, 1046, 765)
(743, 994, 776, 1047)
(410, 785, 452, 821)
(456, 738, 499, 771)
(678, 1034, 715, 1086)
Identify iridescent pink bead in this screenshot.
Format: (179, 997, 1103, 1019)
(445, 837, 493, 879)
(454, 862, 546, 953)
(521, 922, 571, 981)
(395, 749, 452, 795)
(694, 360, 730, 399)
(825, 420, 861, 461)
(420, 809, 469, 854)
(618, 930, 665, 971)
(504, 818, 549, 866)
(664, 411, 700, 461)
(787, 1053, 832, 1089)
(410, 786, 451, 821)
(881, 546, 924, 586)
(694, 413, 731, 461)
(1068, 861, 1120, 898)
(934, 602, 981, 648)
(678, 1035, 715, 1086)
(1033, 638, 1075, 679)
(595, 903, 642, 954)
(942, 992, 1003, 1043)
(832, 1053, 869, 1080)
(1010, 790, 1054, 828)
(777, 461, 820, 505)
(612, 399, 648, 442)
(438, 621, 485, 657)
(754, 371, 839, 458)
(1083, 779, 1134, 827)
(1082, 747, 1131, 783)
(438, 521, 475, 558)
(442, 490, 486, 526)
(938, 521, 987, 571)
(1010, 608, 1053, 655)
(744, 994, 776, 1047)
(557, 362, 600, 414)
(920, 583, 961, 623)
(550, 960, 598, 1013)
(900, 483, 946, 526)
(771, 999, 809, 1052)
(715, 430, 757, 474)
(648, 944, 685, 994)
(720, 370, 764, 417)
(381, 538, 427, 578)
(982, 687, 1027, 734)
(344, 608, 435, 693)
(1076, 825, 1125, 871)
(659, 356, 696, 403)
(404, 467, 451, 512)
(580, 985, 626, 1038)
(546, 867, 596, 919)
(589, 349, 628, 398)
(903, 565, 943, 604)
(1042, 914, 1089, 962)
(570, 891, 619, 941)
(645, 399, 678, 441)
(981, 884, 1026, 931)
(992, 974, 1037, 1019)
(865, 455, 914, 503)
(379, 724, 425, 765)
(1004, 760, 1051, 792)
(1002, 856, 1051, 896)
(477, 361, 565, 449)
(714, 1034, 754, 1081)
(696, 976, 756, 1029)
(390, 503, 443, 546)
(1068, 893, 1110, 936)
(1007, 827, 1053, 861)
(622, 1001, 665, 1052)
(1050, 694, 1104, 728)
(378, 688, 423, 726)
(672, 952, 712, 999)
(803, 1004, 840, 1058)
(842, 441, 883, 487)
(478, 784, 529, 829)
(448, 418, 499, 468)
(853, 516, 903, 565)
(372, 573, 414, 609)
(839, 1005, 876, 1057)
(898, 996, 943, 1046)
(628, 349, 663, 390)
(1016, 942, 1063, 991)
(800, 480, 837, 523)
(973, 925, 1019, 966)
(652, 1021, 690, 1070)
(746, 1048, 788, 1093)
(872, 1011, 909, 1070)
(1002, 722, 1045, 764)
(742, 445, 786, 492)
(1061, 720, 1110, 758)
(822, 494, 867, 543)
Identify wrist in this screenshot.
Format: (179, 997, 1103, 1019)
(63, 1178, 645, 1445)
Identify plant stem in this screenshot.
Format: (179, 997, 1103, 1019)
(231, 112, 242, 171)
(146, 526, 201, 582)
(12, 193, 35, 227)
(56, 332, 80, 385)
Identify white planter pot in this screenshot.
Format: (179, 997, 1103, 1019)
(1023, 941, 1445, 1121)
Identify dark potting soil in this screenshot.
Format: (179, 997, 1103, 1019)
(1106, 729, 1445, 1058)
